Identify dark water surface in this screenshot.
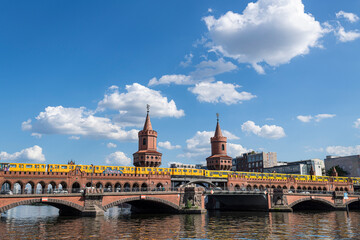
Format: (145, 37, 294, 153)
(1, 206, 360, 239)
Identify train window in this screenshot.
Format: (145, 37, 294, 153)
(96, 167, 99, 170)
(142, 168, 145, 171)
(194, 170, 197, 173)
(26, 165, 32, 168)
(119, 167, 124, 170)
(41, 165, 44, 168)
(158, 169, 163, 171)
(10, 164, 16, 168)
(61, 166, 67, 169)
(20, 165, 23, 168)
(183, 170, 187, 172)
(147, 168, 151, 171)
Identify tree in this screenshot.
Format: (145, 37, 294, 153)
(326, 165, 349, 177)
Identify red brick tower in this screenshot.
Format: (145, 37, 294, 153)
(133, 105, 162, 167)
(206, 114, 232, 170)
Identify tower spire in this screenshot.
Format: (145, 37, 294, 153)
(214, 113, 223, 137)
(143, 104, 152, 131)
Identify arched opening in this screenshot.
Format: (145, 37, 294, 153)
(222, 144, 225, 151)
(322, 187, 327, 192)
(48, 181, 56, 193)
(307, 187, 312, 191)
(297, 186, 302, 193)
(86, 182, 92, 187)
(143, 138, 146, 145)
(115, 183, 121, 192)
(156, 183, 164, 191)
(265, 185, 270, 190)
(345, 187, 348, 192)
(340, 187, 344, 191)
(335, 187, 339, 191)
(253, 185, 258, 190)
(291, 199, 335, 211)
(71, 182, 80, 193)
(60, 181, 67, 191)
(13, 182, 22, 194)
(25, 182, 35, 194)
(348, 200, 360, 210)
(235, 184, 240, 191)
(132, 183, 139, 192)
(271, 185, 276, 189)
(36, 181, 46, 194)
(141, 183, 148, 191)
(313, 187, 317, 191)
(317, 187, 322, 191)
(1, 181, 12, 194)
(124, 183, 131, 192)
(277, 186, 282, 189)
(105, 182, 113, 192)
(302, 186, 307, 191)
(282, 186, 287, 189)
(96, 182, 103, 189)
(246, 185, 252, 191)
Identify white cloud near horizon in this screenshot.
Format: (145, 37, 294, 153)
(0, 145, 46, 163)
(105, 151, 132, 165)
(158, 141, 181, 150)
(203, 0, 324, 73)
(189, 81, 256, 105)
(107, 142, 117, 148)
(336, 11, 359, 23)
(241, 120, 285, 139)
(326, 145, 360, 156)
(297, 114, 336, 123)
(354, 118, 360, 129)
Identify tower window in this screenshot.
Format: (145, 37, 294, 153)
(143, 138, 146, 145)
(222, 144, 225, 151)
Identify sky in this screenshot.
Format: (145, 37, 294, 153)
(1, 0, 360, 167)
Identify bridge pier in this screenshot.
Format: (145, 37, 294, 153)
(82, 190, 105, 217)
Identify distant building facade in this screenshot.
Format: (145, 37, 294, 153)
(325, 155, 360, 177)
(263, 159, 325, 176)
(232, 152, 277, 172)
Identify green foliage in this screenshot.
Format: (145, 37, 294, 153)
(185, 199, 192, 209)
(326, 165, 349, 177)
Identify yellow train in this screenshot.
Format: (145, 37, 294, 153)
(1, 162, 360, 184)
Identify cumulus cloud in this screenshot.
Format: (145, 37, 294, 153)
(335, 26, 360, 42)
(22, 106, 139, 141)
(336, 11, 359, 23)
(98, 83, 184, 126)
(326, 145, 360, 156)
(297, 114, 335, 123)
(158, 141, 181, 150)
(354, 118, 360, 129)
(107, 142, 117, 148)
(241, 120, 285, 139)
(228, 143, 250, 158)
(69, 136, 80, 140)
(203, 0, 324, 73)
(189, 81, 256, 105)
(180, 53, 194, 67)
(178, 130, 241, 159)
(0, 145, 46, 162)
(149, 58, 237, 86)
(105, 151, 131, 165)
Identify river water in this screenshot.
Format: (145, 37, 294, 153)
(1, 206, 359, 239)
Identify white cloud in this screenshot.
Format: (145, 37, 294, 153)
(241, 120, 285, 139)
(105, 151, 131, 165)
(208, 8, 213, 13)
(149, 58, 237, 86)
(98, 83, 184, 126)
(158, 141, 181, 150)
(69, 136, 80, 140)
(178, 130, 240, 159)
(228, 143, 250, 158)
(22, 106, 138, 141)
(0, 145, 46, 163)
(335, 26, 360, 42)
(354, 118, 360, 129)
(189, 81, 256, 105)
(326, 145, 360, 156)
(203, 0, 324, 73)
(336, 11, 359, 23)
(107, 142, 117, 148)
(297, 115, 313, 123)
(297, 114, 335, 123)
(180, 53, 194, 67)
(305, 146, 324, 153)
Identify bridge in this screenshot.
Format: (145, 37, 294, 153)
(1, 170, 359, 216)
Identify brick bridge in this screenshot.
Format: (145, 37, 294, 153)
(1, 170, 359, 216)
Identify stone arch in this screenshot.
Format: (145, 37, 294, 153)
(289, 197, 336, 211)
(124, 182, 131, 192)
(132, 183, 140, 192)
(307, 187, 312, 191)
(271, 185, 276, 189)
(282, 186, 287, 189)
(277, 185, 282, 189)
(156, 183, 164, 190)
(103, 196, 180, 213)
(302, 186, 307, 191)
(290, 186, 295, 190)
(335, 187, 339, 191)
(323, 187, 327, 191)
(13, 182, 23, 194)
(1, 181, 12, 192)
(60, 181, 67, 190)
(25, 181, 35, 194)
(114, 183, 121, 192)
(340, 187, 344, 191)
(36, 181, 46, 194)
(235, 184, 240, 191)
(246, 185, 252, 191)
(141, 183, 148, 191)
(105, 182, 113, 192)
(181, 180, 216, 189)
(86, 182, 92, 187)
(96, 182, 103, 189)
(317, 187, 322, 191)
(313, 187, 317, 191)
(346, 199, 360, 210)
(253, 185, 258, 190)
(345, 187, 348, 191)
(0, 198, 84, 215)
(259, 185, 265, 191)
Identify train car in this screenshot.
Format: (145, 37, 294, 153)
(351, 177, 360, 185)
(75, 165, 93, 173)
(205, 170, 231, 178)
(94, 165, 135, 174)
(5, 163, 46, 172)
(136, 167, 170, 175)
(313, 176, 329, 182)
(48, 164, 74, 172)
(334, 177, 347, 183)
(171, 168, 204, 177)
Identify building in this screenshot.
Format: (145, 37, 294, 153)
(263, 159, 325, 176)
(206, 114, 232, 170)
(133, 105, 162, 167)
(232, 152, 277, 172)
(325, 155, 360, 177)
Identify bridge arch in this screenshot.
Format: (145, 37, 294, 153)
(181, 180, 216, 189)
(0, 198, 84, 216)
(103, 196, 180, 213)
(346, 199, 360, 210)
(289, 197, 336, 211)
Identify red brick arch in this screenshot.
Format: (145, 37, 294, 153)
(103, 196, 180, 211)
(288, 197, 336, 209)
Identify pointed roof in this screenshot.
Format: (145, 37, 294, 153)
(143, 104, 153, 131)
(214, 113, 223, 137)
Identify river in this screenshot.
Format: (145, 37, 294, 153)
(1, 206, 359, 239)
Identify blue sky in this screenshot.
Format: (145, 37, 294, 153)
(1, 0, 360, 167)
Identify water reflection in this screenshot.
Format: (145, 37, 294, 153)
(1, 206, 360, 239)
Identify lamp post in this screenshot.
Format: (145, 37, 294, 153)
(91, 164, 93, 189)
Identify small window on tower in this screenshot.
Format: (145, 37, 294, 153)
(143, 138, 146, 145)
(222, 144, 225, 151)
